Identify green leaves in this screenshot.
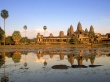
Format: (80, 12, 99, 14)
(43, 26, 47, 30)
(89, 31, 95, 38)
(12, 31, 22, 44)
(23, 25, 27, 30)
(0, 27, 4, 41)
(1, 9, 9, 19)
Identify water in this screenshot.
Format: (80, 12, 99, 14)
(0, 47, 110, 82)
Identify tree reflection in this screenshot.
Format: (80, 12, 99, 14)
(22, 51, 28, 67)
(43, 51, 47, 68)
(1, 52, 9, 82)
(24, 54, 27, 67)
(12, 51, 21, 65)
(5, 52, 13, 58)
(20, 51, 28, 69)
(0, 52, 5, 67)
(43, 60, 47, 67)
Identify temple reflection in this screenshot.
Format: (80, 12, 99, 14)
(0, 47, 109, 82)
(35, 49, 101, 68)
(0, 48, 104, 70)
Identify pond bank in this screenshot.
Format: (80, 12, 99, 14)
(0, 44, 110, 49)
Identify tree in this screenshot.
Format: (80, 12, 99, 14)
(12, 31, 22, 45)
(0, 27, 5, 44)
(43, 26, 47, 43)
(23, 25, 27, 44)
(66, 38, 69, 43)
(5, 36, 14, 45)
(1, 9, 9, 45)
(89, 30, 95, 47)
(73, 36, 78, 44)
(70, 36, 78, 44)
(20, 37, 30, 45)
(43, 26, 47, 36)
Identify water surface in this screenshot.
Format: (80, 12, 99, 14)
(0, 47, 110, 82)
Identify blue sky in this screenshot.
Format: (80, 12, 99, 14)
(0, 0, 110, 38)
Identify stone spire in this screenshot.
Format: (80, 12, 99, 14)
(90, 25, 94, 33)
(70, 25, 74, 35)
(67, 25, 74, 36)
(77, 22, 82, 32)
(67, 28, 70, 36)
(85, 28, 88, 33)
(59, 31, 64, 37)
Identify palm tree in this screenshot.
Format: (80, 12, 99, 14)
(23, 25, 27, 45)
(1, 9, 9, 45)
(43, 26, 47, 43)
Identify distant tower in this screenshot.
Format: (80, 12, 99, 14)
(59, 31, 64, 37)
(77, 22, 82, 32)
(76, 22, 85, 34)
(85, 28, 88, 33)
(70, 25, 74, 35)
(89, 25, 94, 33)
(67, 25, 74, 36)
(67, 28, 70, 36)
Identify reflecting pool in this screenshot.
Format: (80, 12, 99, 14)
(0, 47, 110, 82)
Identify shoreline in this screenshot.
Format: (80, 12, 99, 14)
(0, 44, 110, 49)
(0, 44, 110, 52)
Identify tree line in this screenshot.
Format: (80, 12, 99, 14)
(0, 27, 36, 45)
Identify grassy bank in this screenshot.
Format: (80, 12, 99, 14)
(0, 44, 110, 49)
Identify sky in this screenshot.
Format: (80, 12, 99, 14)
(0, 0, 110, 39)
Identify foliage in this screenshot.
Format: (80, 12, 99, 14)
(43, 26, 47, 30)
(23, 25, 27, 30)
(20, 37, 31, 44)
(89, 31, 95, 43)
(5, 36, 14, 45)
(89, 31, 95, 38)
(12, 31, 22, 44)
(66, 38, 69, 43)
(70, 36, 78, 44)
(5, 52, 13, 58)
(57, 39, 63, 42)
(0, 27, 4, 41)
(44, 61, 47, 66)
(1, 9, 9, 19)
(12, 51, 21, 63)
(73, 36, 78, 44)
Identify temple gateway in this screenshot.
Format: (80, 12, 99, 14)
(36, 22, 110, 44)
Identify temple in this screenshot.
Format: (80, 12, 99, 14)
(36, 22, 110, 44)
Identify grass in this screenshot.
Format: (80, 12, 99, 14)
(0, 43, 110, 49)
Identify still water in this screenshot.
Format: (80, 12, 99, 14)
(0, 47, 110, 82)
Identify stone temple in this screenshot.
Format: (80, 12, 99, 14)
(36, 22, 110, 44)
